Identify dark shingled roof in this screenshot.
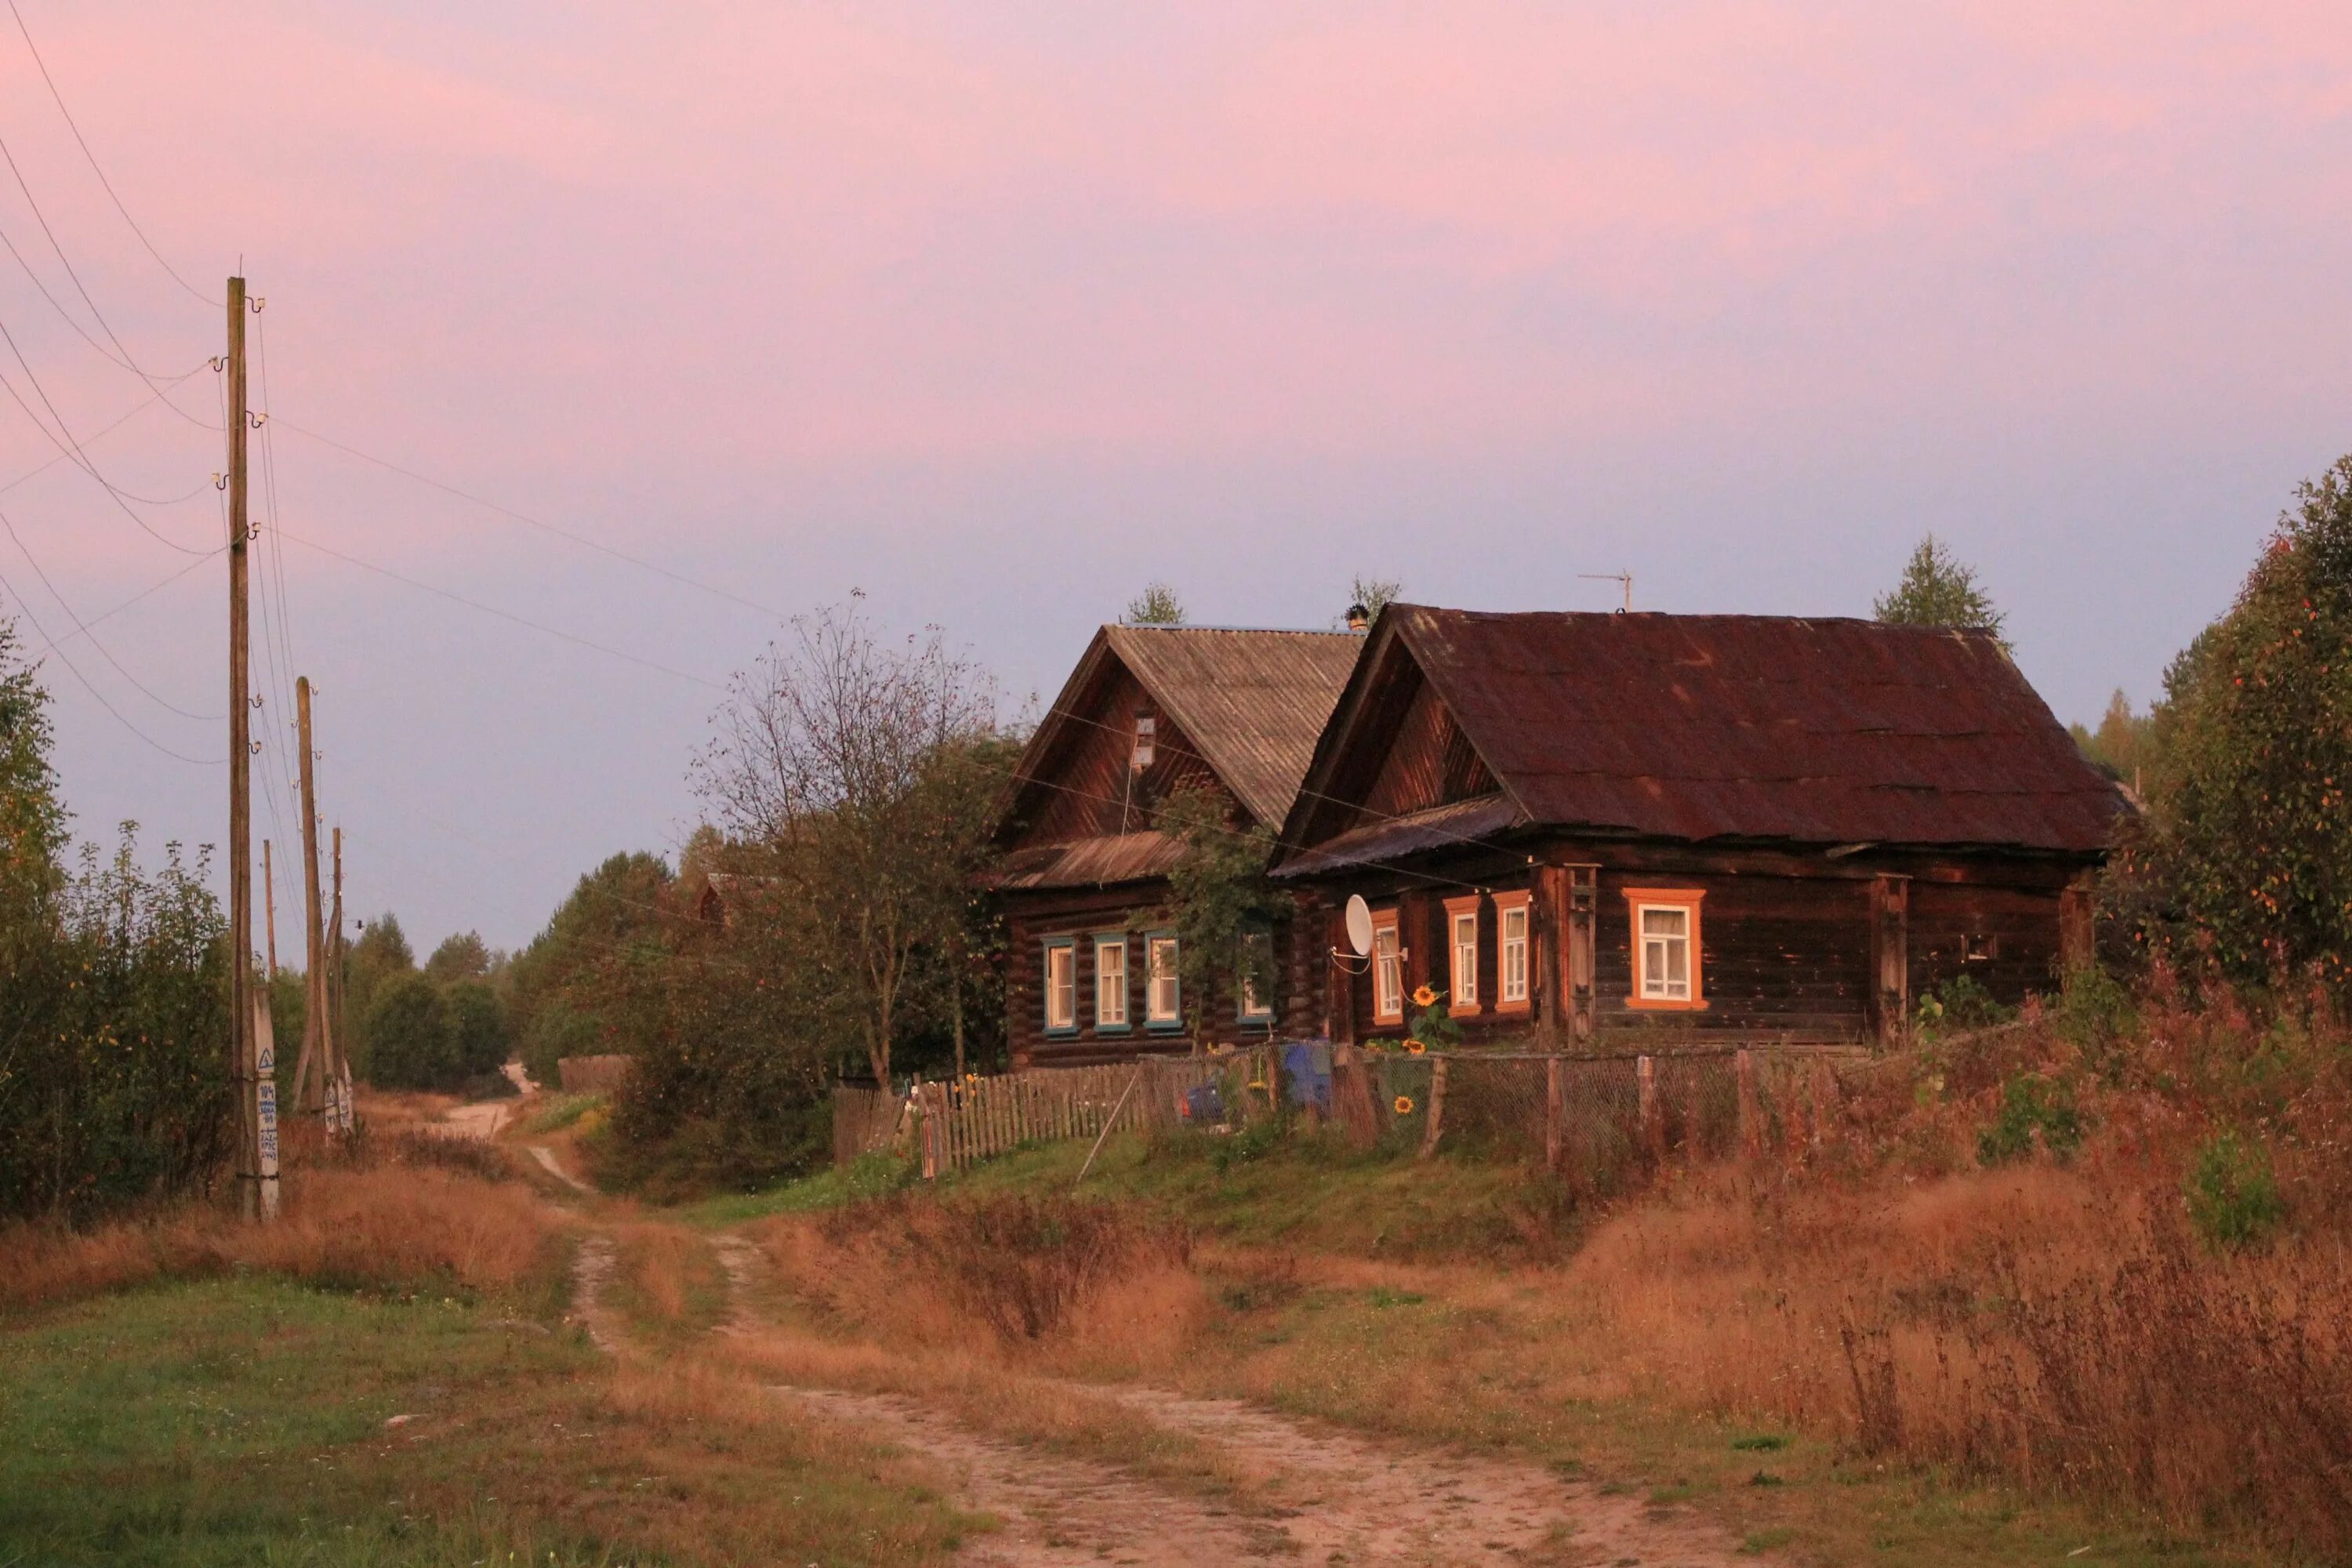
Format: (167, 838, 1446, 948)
(1101, 626, 1363, 827)
(1277, 606, 2126, 870)
(990, 625, 1363, 890)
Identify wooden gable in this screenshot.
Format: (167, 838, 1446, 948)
(999, 650, 1229, 854)
(1295, 635, 1501, 845)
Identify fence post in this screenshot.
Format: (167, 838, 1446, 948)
(1544, 1056, 1566, 1171)
(1737, 1047, 1761, 1161)
(1417, 1056, 1449, 1160)
(1810, 1055, 1837, 1150)
(1638, 1054, 1663, 1161)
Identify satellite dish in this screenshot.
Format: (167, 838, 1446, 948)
(1344, 895, 1375, 958)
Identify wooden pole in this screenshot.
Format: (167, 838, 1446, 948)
(262, 840, 277, 978)
(1417, 1055, 1449, 1160)
(1544, 1055, 1566, 1171)
(226, 274, 260, 1220)
(1737, 1047, 1761, 1161)
(1075, 1065, 1145, 1185)
(328, 826, 349, 1131)
(295, 677, 329, 1119)
(1638, 1054, 1663, 1163)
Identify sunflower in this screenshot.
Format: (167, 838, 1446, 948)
(1411, 984, 1439, 1009)
(1394, 1095, 1416, 1115)
(1403, 1039, 1427, 1056)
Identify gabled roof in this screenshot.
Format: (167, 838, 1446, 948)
(993, 626, 1363, 880)
(1277, 605, 2128, 870)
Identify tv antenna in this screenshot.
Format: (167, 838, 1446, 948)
(1580, 571, 1633, 612)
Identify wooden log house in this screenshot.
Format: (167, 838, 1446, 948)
(989, 624, 1363, 1067)
(1272, 606, 2129, 1048)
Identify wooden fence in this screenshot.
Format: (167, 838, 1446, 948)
(831, 1049, 1274, 1177)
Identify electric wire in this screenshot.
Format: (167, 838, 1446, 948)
(16, 545, 217, 661)
(0, 497, 217, 718)
(0, 310, 212, 550)
(0, 361, 211, 500)
(274, 525, 728, 690)
(0, 558, 222, 764)
(271, 416, 789, 619)
(5, 0, 218, 308)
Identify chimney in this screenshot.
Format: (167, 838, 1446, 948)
(1345, 603, 1370, 633)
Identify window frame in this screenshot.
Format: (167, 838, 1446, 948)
(1093, 931, 1131, 1032)
(1441, 894, 1481, 1015)
(1144, 928, 1183, 1032)
(1238, 926, 1276, 1024)
(1624, 887, 1707, 1011)
(1493, 890, 1534, 1014)
(1042, 936, 1079, 1035)
(1370, 907, 1404, 1027)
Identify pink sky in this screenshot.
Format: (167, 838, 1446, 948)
(5, 1, 2349, 948)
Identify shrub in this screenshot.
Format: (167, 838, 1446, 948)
(2184, 1129, 2287, 1251)
(1917, 974, 2016, 1037)
(1977, 1073, 2085, 1165)
(363, 975, 456, 1090)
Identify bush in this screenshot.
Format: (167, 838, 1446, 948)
(1917, 974, 2016, 1037)
(363, 975, 455, 1091)
(1977, 1073, 2085, 1165)
(2184, 1129, 2287, 1251)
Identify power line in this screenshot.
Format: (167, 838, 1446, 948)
(0, 559, 222, 764)
(16, 544, 217, 660)
(5, 1, 217, 308)
(271, 416, 789, 619)
(0, 361, 212, 499)
(274, 525, 728, 690)
(0, 498, 217, 719)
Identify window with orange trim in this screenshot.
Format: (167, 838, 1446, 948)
(1492, 890, 1534, 1012)
(1624, 887, 1706, 1010)
(1442, 894, 1481, 1014)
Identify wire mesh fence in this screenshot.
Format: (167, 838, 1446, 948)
(837, 1042, 1857, 1193)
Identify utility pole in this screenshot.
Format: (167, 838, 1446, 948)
(227, 274, 267, 1219)
(263, 840, 277, 978)
(329, 825, 350, 1131)
(293, 676, 329, 1119)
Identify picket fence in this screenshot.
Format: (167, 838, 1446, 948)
(832, 1049, 1274, 1178)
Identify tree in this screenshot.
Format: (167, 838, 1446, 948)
(444, 979, 510, 1078)
(1345, 574, 1403, 625)
(340, 911, 415, 1079)
(1124, 582, 1185, 625)
(423, 930, 492, 982)
(1874, 535, 2009, 648)
(694, 602, 1000, 1086)
(2132, 455, 2352, 990)
(1157, 781, 1282, 1045)
(363, 975, 454, 1090)
(2070, 689, 2155, 787)
(506, 851, 675, 1086)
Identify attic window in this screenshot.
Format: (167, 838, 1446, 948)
(1132, 714, 1156, 771)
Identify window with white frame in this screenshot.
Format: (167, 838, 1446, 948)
(1627, 889, 1705, 1007)
(1498, 898, 1531, 1007)
(1239, 928, 1274, 1021)
(1094, 935, 1128, 1028)
(1044, 939, 1077, 1032)
(1145, 932, 1181, 1026)
(1371, 912, 1403, 1025)
(1444, 898, 1479, 1013)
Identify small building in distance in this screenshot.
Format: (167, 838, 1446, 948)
(1272, 606, 2129, 1049)
(988, 624, 1363, 1068)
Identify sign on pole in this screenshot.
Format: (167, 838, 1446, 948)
(252, 990, 281, 1221)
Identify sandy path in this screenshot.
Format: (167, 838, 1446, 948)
(530, 1143, 594, 1193)
(711, 1229, 1749, 1566)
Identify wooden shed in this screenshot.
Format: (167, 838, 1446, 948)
(988, 624, 1363, 1067)
(1272, 605, 2129, 1048)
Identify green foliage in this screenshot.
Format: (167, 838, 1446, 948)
(506, 851, 675, 1087)
(0, 619, 232, 1222)
(362, 975, 453, 1091)
(1123, 580, 1185, 625)
(1345, 573, 1402, 623)
(1156, 781, 1280, 1040)
(2131, 454, 2352, 993)
(423, 929, 493, 982)
(339, 911, 414, 1076)
(1874, 533, 2009, 648)
(1915, 974, 2016, 1039)
(1976, 1073, 2085, 1166)
(2183, 1128, 2288, 1251)
(2068, 688, 2156, 786)
(443, 979, 509, 1079)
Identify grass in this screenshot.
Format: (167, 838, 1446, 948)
(523, 1091, 608, 1136)
(0, 1272, 984, 1566)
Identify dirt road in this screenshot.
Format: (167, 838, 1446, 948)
(587, 1225, 1759, 1567)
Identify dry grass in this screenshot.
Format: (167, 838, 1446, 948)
(0, 1160, 557, 1312)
